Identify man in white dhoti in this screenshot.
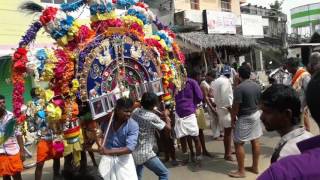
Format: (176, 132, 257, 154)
(99, 98, 139, 180)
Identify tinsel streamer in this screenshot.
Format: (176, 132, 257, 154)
(19, 21, 42, 47)
(61, 0, 85, 12)
(0, 118, 17, 145)
(78, 35, 104, 71)
(116, 0, 138, 9)
(153, 17, 168, 31)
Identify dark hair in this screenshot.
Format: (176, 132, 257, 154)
(188, 68, 201, 79)
(141, 92, 158, 110)
(115, 97, 134, 110)
(207, 70, 216, 79)
(262, 84, 301, 125)
(306, 71, 320, 125)
(285, 57, 300, 68)
(30, 88, 37, 98)
(238, 65, 251, 79)
(0, 94, 5, 100)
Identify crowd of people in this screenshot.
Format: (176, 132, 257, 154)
(1, 52, 320, 180)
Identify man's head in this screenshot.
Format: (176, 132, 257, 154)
(307, 52, 320, 75)
(285, 57, 300, 75)
(260, 84, 301, 133)
(306, 71, 320, 127)
(0, 95, 5, 113)
(114, 97, 134, 122)
(206, 70, 216, 83)
(221, 65, 231, 78)
(238, 65, 251, 80)
(141, 92, 159, 111)
(188, 69, 201, 83)
(212, 57, 218, 68)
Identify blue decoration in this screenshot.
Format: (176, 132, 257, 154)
(127, 9, 148, 24)
(156, 31, 172, 47)
(117, 0, 138, 9)
(51, 15, 74, 39)
(37, 110, 46, 119)
(36, 49, 47, 74)
(89, 2, 114, 15)
(61, 0, 85, 12)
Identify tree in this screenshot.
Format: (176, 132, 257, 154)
(270, 0, 283, 11)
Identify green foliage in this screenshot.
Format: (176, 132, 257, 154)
(262, 48, 283, 70)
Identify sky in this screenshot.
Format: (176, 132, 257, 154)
(246, 0, 320, 33)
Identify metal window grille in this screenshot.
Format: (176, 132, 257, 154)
(221, 0, 231, 12)
(190, 0, 200, 10)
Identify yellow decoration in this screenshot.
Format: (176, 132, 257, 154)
(123, 15, 144, 27)
(71, 79, 79, 93)
(91, 12, 116, 22)
(46, 50, 58, 63)
(44, 89, 54, 102)
(46, 103, 62, 121)
(57, 21, 81, 46)
(42, 64, 56, 81)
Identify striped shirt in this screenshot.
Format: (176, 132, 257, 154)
(131, 108, 165, 165)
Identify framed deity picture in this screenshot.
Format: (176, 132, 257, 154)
(89, 97, 107, 120)
(102, 95, 111, 113)
(141, 82, 150, 94)
(107, 93, 117, 109)
(135, 84, 143, 100)
(150, 79, 164, 96)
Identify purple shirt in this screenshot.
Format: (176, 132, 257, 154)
(258, 135, 320, 180)
(175, 78, 203, 118)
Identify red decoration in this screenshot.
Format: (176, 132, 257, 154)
(40, 7, 58, 25)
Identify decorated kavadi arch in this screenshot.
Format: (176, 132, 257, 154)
(6, 0, 186, 162)
(12, 0, 186, 121)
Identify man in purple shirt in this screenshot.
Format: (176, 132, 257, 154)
(257, 71, 320, 180)
(175, 75, 203, 167)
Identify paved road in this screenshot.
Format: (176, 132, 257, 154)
(18, 115, 319, 180)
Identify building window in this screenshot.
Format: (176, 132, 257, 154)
(221, 0, 231, 12)
(190, 0, 200, 10)
(40, 0, 77, 4)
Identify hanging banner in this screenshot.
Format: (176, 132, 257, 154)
(203, 10, 237, 34)
(241, 14, 264, 38)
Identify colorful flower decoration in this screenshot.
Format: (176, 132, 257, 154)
(12, 0, 186, 121)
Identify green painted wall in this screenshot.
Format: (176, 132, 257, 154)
(0, 56, 32, 111)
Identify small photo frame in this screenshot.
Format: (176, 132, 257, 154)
(107, 93, 117, 109)
(142, 82, 149, 94)
(102, 95, 111, 112)
(89, 97, 107, 120)
(135, 84, 143, 100)
(150, 79, 164, 96)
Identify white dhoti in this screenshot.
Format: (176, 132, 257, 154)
(174, 113, 199, 138)
(207, 107, 220, 138)
(217, 108, 232, 129)
(98, 154, 138, 180)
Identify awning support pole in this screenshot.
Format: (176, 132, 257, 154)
(202, 48, 208, 75)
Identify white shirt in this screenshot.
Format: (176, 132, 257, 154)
(211, 75, 233, 108)
(278, 127, 313, 160)
(0, 111, 21, 155)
